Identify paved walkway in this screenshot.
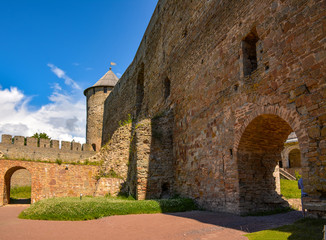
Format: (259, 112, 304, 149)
(0, 205, 302, 240)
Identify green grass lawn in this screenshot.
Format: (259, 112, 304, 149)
(246, 218, 326, 240)
(280, 179, 301, 199)
(19, 196, 197, 221)
(10, 186, 31, 199)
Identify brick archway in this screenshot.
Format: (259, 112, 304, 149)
(4, 166, 31, 204)
(235, 114, 293, 213)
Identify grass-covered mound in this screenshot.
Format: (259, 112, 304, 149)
(19, 196, 197, 221)
(10, 186, 31, 199)
(246, 218, 326, 240)
(280, 179, 301, 199)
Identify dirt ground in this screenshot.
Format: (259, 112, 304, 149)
(0, 205, 302, 240)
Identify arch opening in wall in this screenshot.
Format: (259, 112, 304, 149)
(242, 28, 259, 76)
(92, 143, 97, 151)
(4, 167, 31, 205)
(236, 114, 293, 214)
(160, 182, 170, 199)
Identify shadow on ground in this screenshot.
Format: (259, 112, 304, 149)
(165, 210, 302, 233)
(10, 198, 31, 204)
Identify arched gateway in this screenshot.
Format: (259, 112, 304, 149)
(4, 166, 31, 204)
(236, 114, 293, 213)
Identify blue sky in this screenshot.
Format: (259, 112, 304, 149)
(0, 0, 157, 143)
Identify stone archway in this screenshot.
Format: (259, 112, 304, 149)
(4, 166, 31, 204)
(235, 114, 293, 214)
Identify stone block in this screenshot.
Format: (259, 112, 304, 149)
(13, 136, 25, 146)
(82, 143, 94, 151)
(61, 141, 71, 151)
(1, 134, 12, 144)
(39, 139, 50, 148)
(51, 140, 59, 149)
(308, 126, 320, 139)
(72, 142, 81, 151)
(26, 137, 38, 147)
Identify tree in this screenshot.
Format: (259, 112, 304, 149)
(32, 132, 51, 140)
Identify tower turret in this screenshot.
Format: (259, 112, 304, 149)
(84, 67, 119, 151)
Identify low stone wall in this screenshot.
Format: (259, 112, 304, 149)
(0, 143, 96, 163)
(0, 159, 100, 205)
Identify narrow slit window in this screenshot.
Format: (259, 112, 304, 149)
(164, 77, 171, 99)
(242, 29, 259, 76)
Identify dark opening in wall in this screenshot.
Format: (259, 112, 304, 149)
(161, 182, 170, 198)
(92, 144, 96, 151)
(242, 29, 259, 76)
(164, 77, 171, 99)
(104, 87, 107, 93)
(136, 63, 145, 115)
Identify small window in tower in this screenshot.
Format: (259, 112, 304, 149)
(104, 87, 107, 93)
(93, 88, 95, 94)
(242, 29, 259, 77)
(164, 77, 171, 99)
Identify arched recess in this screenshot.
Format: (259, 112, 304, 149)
(235, 114, 293, 213)
(4, 166, 31, 204)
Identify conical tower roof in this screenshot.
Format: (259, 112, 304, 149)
(84, 67, 119, 95)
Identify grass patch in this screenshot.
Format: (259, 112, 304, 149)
(10, 186, 31, 199)
(19, 196, 197, 221)
(280, 179, 301, 199)
(246, 218, 326, 240)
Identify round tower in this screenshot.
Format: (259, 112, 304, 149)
(84, 67, 119, 151)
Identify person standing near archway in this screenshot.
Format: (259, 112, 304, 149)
(298, 177, 308, 217)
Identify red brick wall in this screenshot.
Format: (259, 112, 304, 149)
(0, 160, 100, 205)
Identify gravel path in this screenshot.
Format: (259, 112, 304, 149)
(0, 205, 302, 240)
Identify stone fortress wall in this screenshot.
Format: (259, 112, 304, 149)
(0, 134, 96, 163)
(99, 0, 326, 217)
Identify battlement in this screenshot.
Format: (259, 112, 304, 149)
(1, 134, 94, 152)
(0, 134, 96, 163)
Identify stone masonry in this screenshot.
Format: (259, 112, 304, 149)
(0, 134, 95, 163)
(99, 0, 326, 217)
(0, 160, 99, 205)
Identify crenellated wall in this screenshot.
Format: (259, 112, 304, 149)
(0, 134, 96, 163)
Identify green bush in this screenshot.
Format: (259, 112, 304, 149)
(19, 196, 197, 221)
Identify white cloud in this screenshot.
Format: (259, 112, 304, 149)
(116, 73, 122, 78)
(47, 63, 81, 90)
(0, 85, 86, 144)
(85, 67, 93, 71)
(72, 62, 80, 66)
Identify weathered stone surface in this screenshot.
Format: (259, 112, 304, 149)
(85, 86, 114, 151)
(94, 178, 125, 197)
(0, 135, 95, 163)
(99, 0, 326, 216)
(0, 159, 100, 205)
